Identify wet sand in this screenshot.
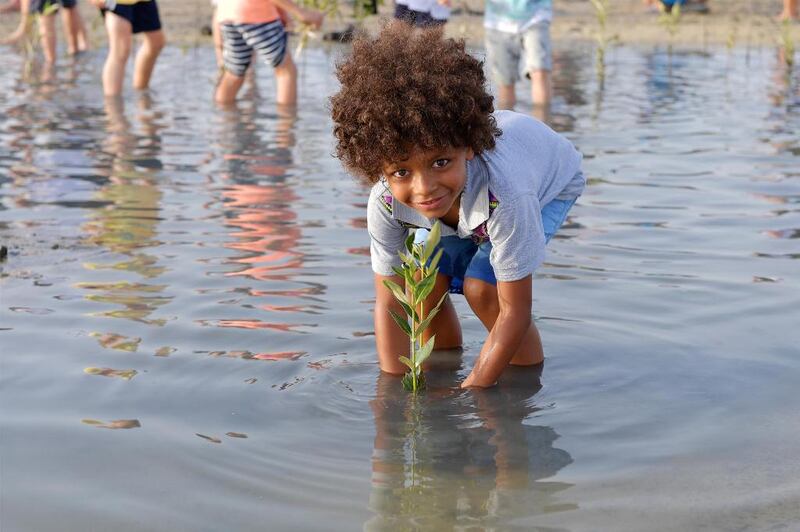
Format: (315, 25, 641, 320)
(1, 0, 798, 51)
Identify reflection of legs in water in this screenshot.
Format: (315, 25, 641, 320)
(366, 365, 574, 526)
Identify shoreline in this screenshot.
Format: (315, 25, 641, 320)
(1, 0, 798, 53)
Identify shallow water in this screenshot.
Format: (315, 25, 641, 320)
(1, 43, 799, 531)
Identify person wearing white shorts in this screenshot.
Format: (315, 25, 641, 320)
(484, 0, 552, 108)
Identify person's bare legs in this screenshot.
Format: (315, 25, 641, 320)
(38, 13, 57, 65)
(132, 29, 164, 89)
(530, 68, 552, 106)
(102, 12, 132, 96)
(463, 276, 544, 366)
(497, 83, 516, 109)
(779, 0, 798, 19)
(274, 51, 297, 105)
(215, 70, 246, 104)
(60, 6, 89, 53)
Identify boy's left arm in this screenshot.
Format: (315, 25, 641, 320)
(462, 275, 532, 388)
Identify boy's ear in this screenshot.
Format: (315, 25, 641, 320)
(465, 148, 475, 161)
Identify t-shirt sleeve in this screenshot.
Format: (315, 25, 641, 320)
(487, 193, 545, 282)
(367, 187, 408, 277)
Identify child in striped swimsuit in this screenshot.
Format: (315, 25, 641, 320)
(214, 0, 324, 105)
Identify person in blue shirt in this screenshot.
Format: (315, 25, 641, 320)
(484, 0, 552, 108)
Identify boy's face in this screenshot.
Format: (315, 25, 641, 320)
(382, 146, 475, 223)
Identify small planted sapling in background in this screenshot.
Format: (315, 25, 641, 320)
(382, 221, 447, 393)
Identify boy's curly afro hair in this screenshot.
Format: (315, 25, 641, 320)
(330, 21, 501, 183)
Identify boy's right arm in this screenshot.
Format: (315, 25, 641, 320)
(373, 273, 410, 375)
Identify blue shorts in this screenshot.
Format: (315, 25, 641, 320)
(101, 0, 162, 34)
(414, 197, 576, 293)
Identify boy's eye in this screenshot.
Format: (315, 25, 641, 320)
(392, 169, 409, 179)
(433, 159, 450, 168)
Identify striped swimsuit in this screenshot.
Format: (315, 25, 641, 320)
(221, 19, 287, 76)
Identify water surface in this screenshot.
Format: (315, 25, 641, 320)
(1, 43, 799, 531)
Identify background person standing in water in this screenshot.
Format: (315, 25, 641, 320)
(2, 0, 89, 62)
(87, 0, 166, 96)
(214, 0, 324, 105)
(484, 0, 553, 108)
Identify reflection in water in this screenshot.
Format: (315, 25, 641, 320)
(83, 366, 138, 380)
(81, 419, 141, 429)
(366, 365, 575, 530)
(212, 99, 318, 336)
(80, 95, 171, 328)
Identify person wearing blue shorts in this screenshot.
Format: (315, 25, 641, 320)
(88, 0, 165, 96)
(331, 24, 585, 388)
(2, 0, 89, 63)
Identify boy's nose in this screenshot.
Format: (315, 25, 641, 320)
(412, 172, 437, 196)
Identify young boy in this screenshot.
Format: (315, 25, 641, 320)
(330, 22, 584, 388)
(87, 0, 166, 96)
(214, 0, 324, 105)
(2, 0, 89, 63)
(484, 0, 552, 107)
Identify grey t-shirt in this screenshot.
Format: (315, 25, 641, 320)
(367, 110, 585, 282)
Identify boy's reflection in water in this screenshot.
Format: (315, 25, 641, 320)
(366, 354, 575, 530)
(81, 94, 170, 328)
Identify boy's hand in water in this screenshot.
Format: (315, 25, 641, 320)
(2, 26, 25, 45)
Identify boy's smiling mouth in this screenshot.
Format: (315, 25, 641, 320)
(415, 194, 448, 212)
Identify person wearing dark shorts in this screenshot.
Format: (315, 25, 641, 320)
(88, 0, 165, 96)
(2, 0, 89, 62)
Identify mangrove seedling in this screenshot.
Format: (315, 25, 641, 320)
(383, 221, 447, 394)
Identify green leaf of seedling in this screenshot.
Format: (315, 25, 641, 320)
(391, 265, 406, 278)
(398, 251, 413, 266)
(422, 221, 441, 263)
(428, 247, 444, 273)
(414, 273, 437, 305)
(414, 305, 441, 337)
(431, 291, 448, 314)
(404, 233, 415, 254)
(416, 336, 436, 366)
(389, 309, 413, 337)
(382, 279, 411, 307)
(398, 356, 414, 369)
